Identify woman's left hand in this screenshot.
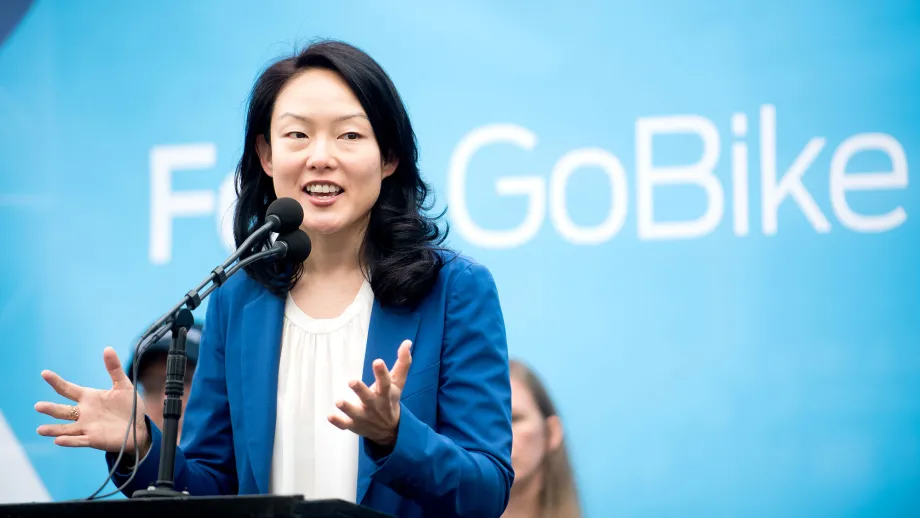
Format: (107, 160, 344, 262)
(329, 339, 412, 448)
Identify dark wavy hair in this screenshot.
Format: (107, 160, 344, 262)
(232, 40, 449, 307)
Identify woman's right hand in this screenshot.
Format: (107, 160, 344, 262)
(35, 347, 151, 456)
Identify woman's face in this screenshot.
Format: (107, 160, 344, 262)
(257, 68, 397, 237)
(510, 377, 554, 485)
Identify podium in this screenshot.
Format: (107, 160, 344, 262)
(0, 495, 393, 518)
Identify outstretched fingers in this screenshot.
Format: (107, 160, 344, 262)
(34, 401, 77, 421)
(53, 435, 92, 448)
(37, 422, 82, 438)
(390, 340, 413, 388)
(40, 371, 83, 402)
(103, 347, 132, 389)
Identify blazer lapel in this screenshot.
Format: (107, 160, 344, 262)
(240, 289, 284, 494)
(356, 300, 421, 504)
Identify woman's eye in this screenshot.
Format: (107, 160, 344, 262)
(342, 132, 360, 140)
(287, 131, 307, 139)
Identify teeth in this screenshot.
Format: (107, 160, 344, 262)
(306, 184, 341, 194)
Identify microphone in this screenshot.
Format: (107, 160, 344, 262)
(265, 197, 304, 234)
(276, 228, 313, 263)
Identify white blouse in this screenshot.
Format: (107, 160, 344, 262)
(268, 279, 374, 502)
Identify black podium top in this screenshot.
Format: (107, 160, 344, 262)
(0, 495, 393, 518)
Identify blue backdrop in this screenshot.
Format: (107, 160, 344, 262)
(1, 1, 918, 516)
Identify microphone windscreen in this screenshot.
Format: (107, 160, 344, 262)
(277, 230, 312, 263)
(266, 197, 304, 233)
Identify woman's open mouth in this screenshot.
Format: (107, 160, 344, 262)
(303, 181, 344, 205)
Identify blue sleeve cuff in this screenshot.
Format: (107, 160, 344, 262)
(105, 416, 162, 490)
(364, 402, 429, 487)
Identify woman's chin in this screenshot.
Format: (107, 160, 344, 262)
(301, 220, 344, 236)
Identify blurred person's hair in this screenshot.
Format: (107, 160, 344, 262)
(510, 359, 582, 518)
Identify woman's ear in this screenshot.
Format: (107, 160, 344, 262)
(256, 134, 273, 177)
(545, 415, 564, 452)
(382, 156, 399, 179)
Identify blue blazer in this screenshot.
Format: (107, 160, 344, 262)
(108, 254, 514, 517)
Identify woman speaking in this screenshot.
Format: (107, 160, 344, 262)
(34, 40, 514, 518)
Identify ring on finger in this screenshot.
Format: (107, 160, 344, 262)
(67, 405, 80, 421)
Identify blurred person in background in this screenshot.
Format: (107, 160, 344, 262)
(504, 359, 581, 518)
(125, 320, 202, 442)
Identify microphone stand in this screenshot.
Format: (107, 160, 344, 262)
(131, 308, 194, 498)
(82, 201, 306, 501)
(127, 242, 293, 499)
